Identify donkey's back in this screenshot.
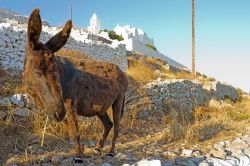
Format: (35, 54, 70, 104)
(58, 56, 128, 117)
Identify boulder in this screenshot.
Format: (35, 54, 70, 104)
(131, 159, 161, 166)
(10, 94, 24, 107)
(0, 97, 11, 107)
(13, 108, 30, 117)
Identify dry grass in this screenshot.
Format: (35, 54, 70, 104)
(162, 97, 250, 145)
(0, 67, 22, 97)
(127, 56, 160, 84)
(1, 51, 250, 164)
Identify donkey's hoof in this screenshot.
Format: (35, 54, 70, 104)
(74, 157, 84, 163)
(94, 147, 102, 153)
(106, 153, 114, 158)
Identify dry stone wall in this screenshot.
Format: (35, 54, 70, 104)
(0, 19, 128, 71)
(144, 79, 239, 112)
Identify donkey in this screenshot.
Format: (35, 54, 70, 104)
(22, 9, 128, 158)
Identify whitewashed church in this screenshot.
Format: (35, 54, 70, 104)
(87, 13, 100, 35)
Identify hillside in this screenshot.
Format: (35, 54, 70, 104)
(0, 51, 250, 165)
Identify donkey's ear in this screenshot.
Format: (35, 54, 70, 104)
(45, 20, 72, 52)
(27, 8, 42, 49)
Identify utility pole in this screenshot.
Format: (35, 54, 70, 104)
(192, 0, 196, 77)
(70, 3, 72, 20)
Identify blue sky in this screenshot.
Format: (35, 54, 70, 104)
(1, 0, 250, 92)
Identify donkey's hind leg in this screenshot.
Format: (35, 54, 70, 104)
(108, 95, 125, 157)
(95, 113, 113, 152)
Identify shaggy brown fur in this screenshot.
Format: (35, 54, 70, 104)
(22, 9, 128, 158)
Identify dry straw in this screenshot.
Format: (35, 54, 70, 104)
(40, 116, 49, 147)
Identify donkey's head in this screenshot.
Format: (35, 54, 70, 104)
(23, 9, 72, 121)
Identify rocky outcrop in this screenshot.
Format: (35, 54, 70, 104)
(144, 79, 239, 112)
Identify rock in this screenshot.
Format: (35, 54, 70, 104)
(207, 157, 235, 166)
(60, 157, 74, 165)
(10, 94, 24, 107)
(224, 156, 240, 165)
(51, 155, 64, 164)
(13, 108, 30, 117)
(101, 163, 112, 166)
(198, 161, 210, 166)
(174, 158, 196, 166)
(132, 159, 161, 166)
(0, 97, 11, 107)
(210, 149, 227, 159)
(114, 153, 131, 161)
(189, 156, 206, 165)
(181, 149, 193, 157)
(238, 156, 250, 166)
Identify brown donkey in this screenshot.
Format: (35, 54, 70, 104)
(22, 9, 128, 158)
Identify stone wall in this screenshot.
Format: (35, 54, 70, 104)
(0, 19, 128, 71)
(144, 79, 239, 112)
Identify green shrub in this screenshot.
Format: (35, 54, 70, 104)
(108, 30, 124, 41)
(146, 44, 157, 51)
(99, 29, 108, 33)
(99, 29, 124, 41)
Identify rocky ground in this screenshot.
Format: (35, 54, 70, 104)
(1, 80, 250, 165)
(1, 55, 250, 166)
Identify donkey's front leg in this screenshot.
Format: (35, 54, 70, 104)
(64, 99, 83, 158)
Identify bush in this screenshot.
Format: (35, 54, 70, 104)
(99, 29, 108, 33)
(108, 30, 124, 41)
(99, 29, 124, 41)
(145, 44, 157, 51)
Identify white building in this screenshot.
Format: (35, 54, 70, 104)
(114, 25, 154, 46)
(88, 13, 100, 35)
(98, 23, 186, 69)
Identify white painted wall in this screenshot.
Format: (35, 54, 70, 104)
(114, 25, 154, 46)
